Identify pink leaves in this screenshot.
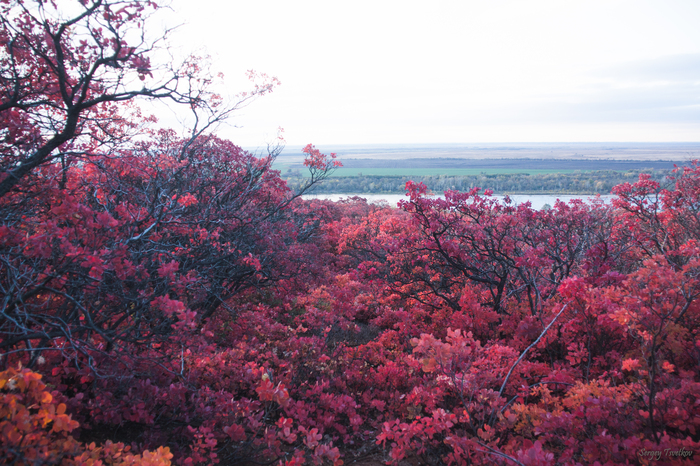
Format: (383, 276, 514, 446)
(157, 260, 179, 280)
(186, 425, 218, 465)
(255, 377, 290, 407)
(151, 295, 196, 329)
(276, 417, 297, 443)
(302, 144, 342, 171)
(516, 440, 555, 466)
(151, 295, 185, 317)
(622, 358, 640, 372)
(376, 410, 459, 462)
(96, 211, 119, 229)
(300, 426, 322, 449)
(80, 255, 106, 280)
(404, 180, 428, 201)
(242, 253, 262, 272)
(411, 329, 478, 376)
(176, 193, 198, 207)
(245, 69, 281, 96)
(557, 276, 587, 300)
(223, 423, 246, 442)
(129, 54, 152, 80)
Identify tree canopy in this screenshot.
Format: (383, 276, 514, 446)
(1, 1, 699, 465)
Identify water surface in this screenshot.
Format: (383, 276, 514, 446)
(303, 193, 615, 210)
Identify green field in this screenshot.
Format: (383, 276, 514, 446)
(280, 167, 586, 177)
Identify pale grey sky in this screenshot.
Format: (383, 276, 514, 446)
(160, 0, 700, 146)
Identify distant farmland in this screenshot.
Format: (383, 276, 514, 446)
(268, 142, 699, 165)
(292, 167, 583, 177)
(275, 158, 682, 178)
(280, 159, 678, 195)
(274, 150, 689, 195)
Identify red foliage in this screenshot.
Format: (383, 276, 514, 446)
(3, 2, 700, 465)
(4, 153, 700, 464)
(0, 365, 173, 465)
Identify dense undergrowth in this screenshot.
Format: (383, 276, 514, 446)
(2, 1, 700, 465)
(3, 145, 700, 465)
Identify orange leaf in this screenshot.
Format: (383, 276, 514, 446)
(422, 357, 437, 373)
(40, 391, 53, 404)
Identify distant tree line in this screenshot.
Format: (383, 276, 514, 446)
(284, 169, 675, 195)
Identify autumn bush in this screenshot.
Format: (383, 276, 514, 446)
(3, 1, 700, 465)
(0, 365, 174, 465)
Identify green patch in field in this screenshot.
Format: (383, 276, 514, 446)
(298, 168, 585, 177)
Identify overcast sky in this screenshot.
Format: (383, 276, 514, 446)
(161, 0, 700, 146)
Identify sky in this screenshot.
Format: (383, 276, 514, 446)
(158, 0, 700, 146)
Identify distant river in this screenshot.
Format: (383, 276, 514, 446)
(302, 193, 615, 210)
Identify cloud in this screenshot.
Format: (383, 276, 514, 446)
(446, 54, 700, 125)
(599, 53, 700, 82)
